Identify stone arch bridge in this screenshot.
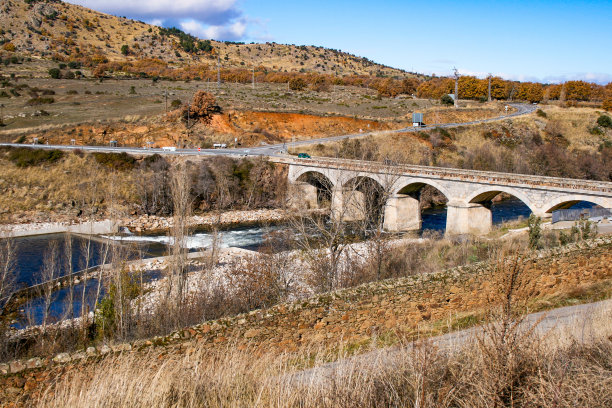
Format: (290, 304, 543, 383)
(274, 156, 612, 235)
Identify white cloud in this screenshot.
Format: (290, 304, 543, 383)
(181, 19, 246, 41)
(65, 0, 256, 42)
(66, 0, 240, 24)
(427, 68, 612, 85)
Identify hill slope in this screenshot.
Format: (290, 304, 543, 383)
(0, 0, 412, 77)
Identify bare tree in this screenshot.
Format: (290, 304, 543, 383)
(0, 233, 16, 308)
(39, 240, 60, 335)
(166, 161, 193, 312)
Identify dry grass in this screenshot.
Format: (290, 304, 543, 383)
(0, 153, 137, 217)
(36, 301, 612, 408)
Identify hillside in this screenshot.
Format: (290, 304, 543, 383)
(0, 0, 412, 77)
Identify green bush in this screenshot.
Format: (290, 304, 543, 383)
(7, 147, 64, 167)
(170, 99, 182, 108)
(48, 68, 61, 79)
(536, 109, 547, 118)
(440, 94, 454, 106)
(528, 214, 542, 249)
(588, 126, 603, 136)
(92, 152, 136, 171)
(596, 114, 612, 128)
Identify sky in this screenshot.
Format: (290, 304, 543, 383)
(65, 0, 612, 84)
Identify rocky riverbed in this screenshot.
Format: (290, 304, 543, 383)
(0, 208, 291, 237)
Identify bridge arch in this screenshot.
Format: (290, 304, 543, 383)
(467, 186, 537, 213)
(393, 179, 451, 201)
(293, 170, 335, 208)
(339, 175, 387, 225)
(543, 195, 611, 213)
(290, 168, 337, 186)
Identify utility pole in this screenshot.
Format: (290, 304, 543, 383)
(164, 89, 168, 112)
(186, 102, 190, 145)
(453, 67, 459, 108)
(217, 56, 221, 87)
(487, 73, 492, 102)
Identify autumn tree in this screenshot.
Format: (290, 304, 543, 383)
(564, 80, 592, 101)
(182, 90, 221, 124)
(289, 77, 306, 91)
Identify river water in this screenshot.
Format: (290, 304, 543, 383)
(9, 198, 594, 326)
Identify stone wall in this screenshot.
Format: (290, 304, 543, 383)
(1, 237, 611, 405)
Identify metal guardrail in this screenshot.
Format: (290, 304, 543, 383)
(274, 156, 612, 195)
(552, 208, 612, 223)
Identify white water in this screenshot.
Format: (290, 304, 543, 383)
(104, 226, 279, 250)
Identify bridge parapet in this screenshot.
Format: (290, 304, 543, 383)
(274, 156, 612, 195)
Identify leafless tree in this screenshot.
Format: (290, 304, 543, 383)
(39, 240, 60, 335)
(165, 161, 193, 312)
(0, 233, 16, 308)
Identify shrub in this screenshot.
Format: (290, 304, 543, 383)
(92, 152, 136, 171)
(129, 86, 136, 94)
(440, 94, 454, 106)
(66, 90, 78, 95)
(527, 214, 542, 249)
(2, 42, 15, 52)
(596, 114, 612, 128)
(289, 77, 306, 91)
(536, 109, 547, 118)
(588, 126, 603, 136)
(68, 61, 81, 69)
(48, 68, 61, 79)
(121, 44, 129, 56)
(27, 97, 55, 105)
(7, 147, 64, 167)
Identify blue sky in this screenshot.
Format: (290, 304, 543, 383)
(67, 0, 612, 84)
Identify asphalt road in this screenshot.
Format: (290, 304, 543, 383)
(0, 103, 537, 158)
(290, 298, 612, 386)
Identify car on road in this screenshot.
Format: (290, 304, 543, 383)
(297, 153, 311, 159)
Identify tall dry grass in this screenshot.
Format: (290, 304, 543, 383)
(37, 301, 612, 408)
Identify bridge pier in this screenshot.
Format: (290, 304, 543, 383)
(331, 186, 366, 221)
(288, 182, 319, 210)
(383, 194, 421, 232)
(446, 202, 492, 236)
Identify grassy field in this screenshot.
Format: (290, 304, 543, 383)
(0, 73, 507, 147)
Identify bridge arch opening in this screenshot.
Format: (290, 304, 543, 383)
(338, 176, 386, 227)
(468, 190, 534, 226)
(545, 199, 607, 214)
(292, 171, 334, 209)
(385, 182, 450, 234)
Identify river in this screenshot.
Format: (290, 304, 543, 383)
(8, 198, 594, 326)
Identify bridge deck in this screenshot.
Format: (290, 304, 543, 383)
(274, 156, 612, 195)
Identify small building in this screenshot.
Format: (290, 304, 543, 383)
(412, 112, 424, 127)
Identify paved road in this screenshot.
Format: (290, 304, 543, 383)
(0, 103, 537, 158)
(290, 298, 612, 386)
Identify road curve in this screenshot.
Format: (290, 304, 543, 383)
(0, 103, 537, 158)
(289, 298, 612, 386)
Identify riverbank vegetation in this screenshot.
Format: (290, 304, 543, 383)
(0, 147, 287, 222)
